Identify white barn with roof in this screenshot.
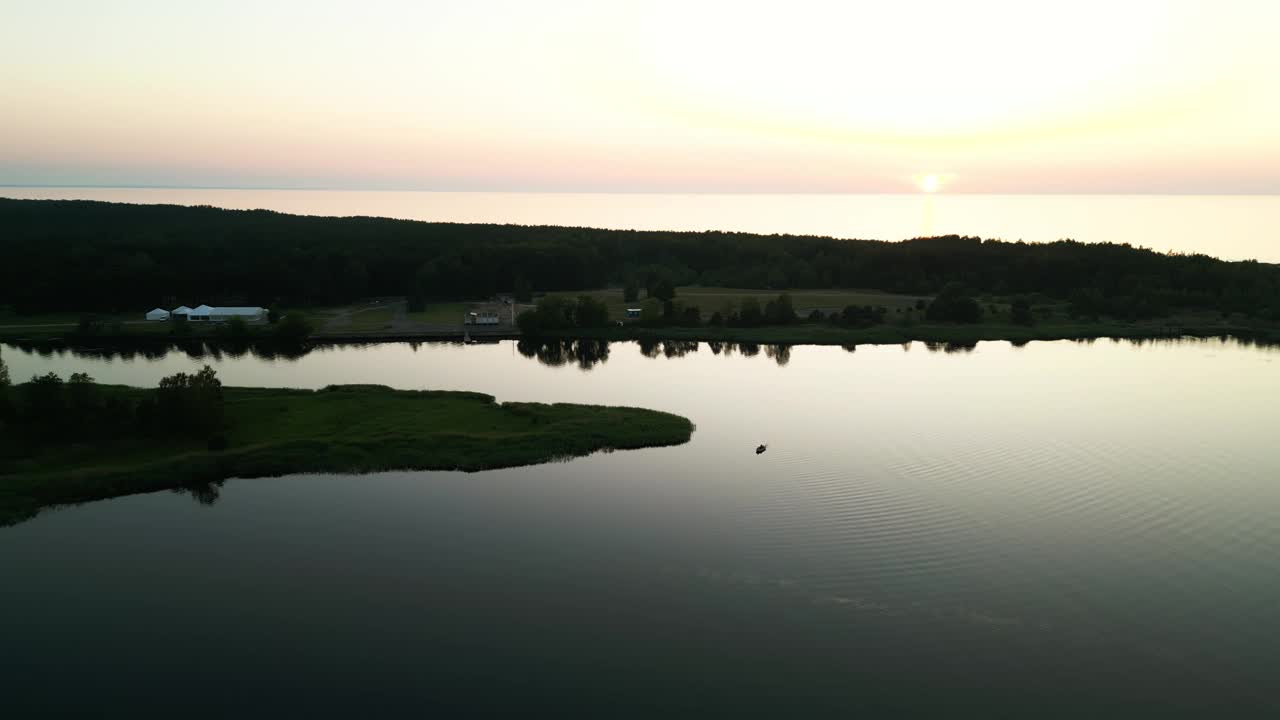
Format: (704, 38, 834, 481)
(172, 304, 267, 323)
(145, 308, 170, 321)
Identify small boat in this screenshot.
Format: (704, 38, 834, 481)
(756, 444, 767, 455)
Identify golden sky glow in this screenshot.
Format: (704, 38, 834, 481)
(1, 0, 1278, 192)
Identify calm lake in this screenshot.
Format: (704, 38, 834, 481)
(5, 187, 1280, 261)
(4, 338, 1280, 715)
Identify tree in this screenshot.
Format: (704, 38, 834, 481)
(517, 295, 578, 335)
(1011, 297, 1035, 325)
(156, 365, 224, 437)
(623, 279, 640, 303)
(67, 372, 100, 411)
(66, 372, 102, 438)
(839, 304, 886, 328)
(267, 306, 281, 324)
(764, 294, 797, 324)
(925, 284, 984, 324)
(21, 372, 67, 440)
(574, 296, 610, 328)
(1069, 288, 1106, 320)
(639, 299, 665, 326)
(738, 298, 763, 326)
(0, 345, 9, 388)
(651, 279, 676, 302)
(679, 305, 702, 326)
(514, 275, 533, 303)
(407, 292, 426, 313)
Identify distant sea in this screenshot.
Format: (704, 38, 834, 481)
(3, 187, 1278, 262)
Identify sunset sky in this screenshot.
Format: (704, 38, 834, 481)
(3, 0, 1278, 193)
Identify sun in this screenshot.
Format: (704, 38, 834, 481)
(916, 173, 944, 193)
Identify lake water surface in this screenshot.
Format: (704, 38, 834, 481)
(3, 338, 1280, 716)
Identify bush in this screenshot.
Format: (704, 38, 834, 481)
(837, 305, 887, 328)
(273, 313, 314, 344)
(926, 284, 984, 323)
(764, 294, 797, 325)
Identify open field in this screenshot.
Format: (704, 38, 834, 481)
(0, 384, 695, 526)
(548, 286, 931, 320)
(405, 302, 473, 325)
(335, 306, 397, 331)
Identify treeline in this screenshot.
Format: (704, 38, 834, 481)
(0, 364, 229, 459)
(3, 198, 1279, 319)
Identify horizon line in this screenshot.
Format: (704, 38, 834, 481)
(2, 184, 1279, 197)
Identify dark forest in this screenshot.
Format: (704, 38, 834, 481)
(3, 198, 1276, 320)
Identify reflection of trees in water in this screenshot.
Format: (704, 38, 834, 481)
(764, 344, 791, 366)
(516, 339, 611, 370)
(663, 341, 698, 358)
(636, 339, 699, 359)
(923, 341, 976, 354)
(635, 340, 790, 365)
(172, 479, 225, 506)
(6, 339, 313, 363)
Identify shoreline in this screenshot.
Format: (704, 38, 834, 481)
(4, 320, 1277, 350)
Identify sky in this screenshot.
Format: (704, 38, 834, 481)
(2, 0, 1279, 193)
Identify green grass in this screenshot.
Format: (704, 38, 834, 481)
(0, 385, 695, 526)
(405, 302, 471, 324)
(339, 306, 397, 331)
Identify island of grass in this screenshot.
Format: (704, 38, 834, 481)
(0, 376, 694, 527)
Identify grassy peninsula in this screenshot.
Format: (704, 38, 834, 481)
(0, 372, 694, 527)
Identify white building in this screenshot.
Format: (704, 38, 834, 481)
(172, 305, 193, 319)
(467, 311, 500, 325)
(145, 308, 171, 321)
(184, 305, 267, 323)
(209, 307, 267, 323)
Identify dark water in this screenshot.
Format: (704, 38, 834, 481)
(4, 338, 1280, 716)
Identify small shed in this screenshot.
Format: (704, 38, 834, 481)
(467, 311, 500, 325)
(145, 308, 170, 321)
(625, 308, 643, 319)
